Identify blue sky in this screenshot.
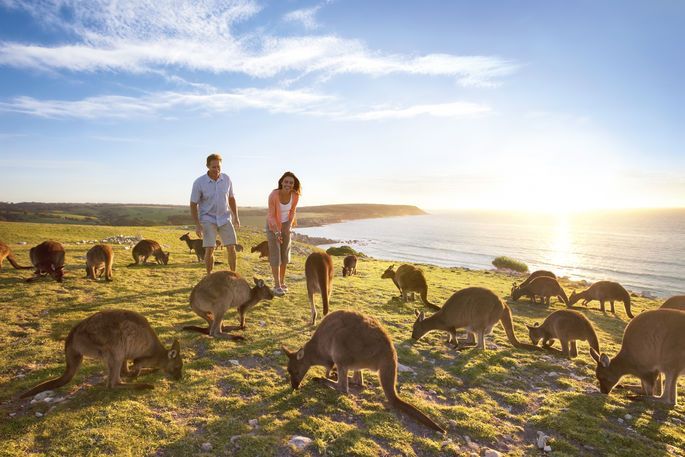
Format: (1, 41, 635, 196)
(0, 0, 683, 211)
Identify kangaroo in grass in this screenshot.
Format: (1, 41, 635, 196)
(305, 252, 334, 325)
(527, 309, 599, 358)
(412, 287, 539, 351)
(27, 241, 65, 282)
(511, 276, 569, 306)
(283, 310, 445, 433)
(660, 295, 685, 311)
(381, 264, 440, 311)
(0, 241, 33, 270)
(85, 244, 114, 281)
(183, 272, 274, 339)
(179, 233, 226, 262)
(129, 240, 169, 266)
(510, 270, 556, 300)
(251, 241, 269, 259)
(342, 255, 358, 277)
(590, 309, 685, 405)
(20, 310, 182, 398)
(569, 281, 634, 318)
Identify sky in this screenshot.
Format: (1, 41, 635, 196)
(0, 0, 683, 212)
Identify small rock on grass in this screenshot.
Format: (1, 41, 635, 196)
(288, 436, 313, 451)
(397, 363, 415, 373)
(484, 449, 502, 457)
(624, 413, 633, 420)
(248, 419, 259, 429)
(201, 442, 212, 452)
(544, 445, 552, 452)
(229, 359, 240, 366)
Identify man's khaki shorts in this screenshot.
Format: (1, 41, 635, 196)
(202, 221, 237, 247)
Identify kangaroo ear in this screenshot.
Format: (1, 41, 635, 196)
(418, 311, 425, 321)
(282, 345, 294, 358)
(296, 348, 305, 360)
(168, 339, 180, 359)
(414, 309, 420, 317)
(534, 322, 540, 327)
(589, 347, 600, 363)
(599, 353, 610, 368)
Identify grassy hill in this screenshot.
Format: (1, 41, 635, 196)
(0, 221, 683, 457)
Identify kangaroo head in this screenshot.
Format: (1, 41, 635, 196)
(160, 251, 170, 265)
(526, 322, 542, 345)
(164, 339, 183, 380)
(251, 244, 259, 253)
(180, 233, 190, 241)
(381, 265, 395, 279)
(51, 265, 65, 282)
(568, 291, 580, 305)
(342, 266, 349, 277)
(253, 277, 274, 300)
(411, 309, 427, 340)
(282, 345, 309, 389)
(590, 347, 619, 394)
(511, 285, 522, 301)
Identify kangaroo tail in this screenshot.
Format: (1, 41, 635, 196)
(623, 295, 634, 319)
(182, 325, 210, 335)
(379, 358, 444, 433)
(500, 305, 540, 351)
(420, 289, 441, 311)
(7, 254, 32, 270)
(588, 328, 600, 354)
(20, 343, 82, 398)
(319, 271, 330, 316)
(558, 288, 570, 307)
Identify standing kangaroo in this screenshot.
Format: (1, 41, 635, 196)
(510, 270, 556, 300)
(0, 241, 32, 270)
(183, 272, 274, 339)
(590, 309, 685, 405)
(381, 264, 439, 311)
(511, 276, 569, 306)
(85, 244, 114, 281)
(283, 310, 445, 433)
(660, 295, 685, 311)
(27, 241, 65, 282)
(342, 255, 358, 277)
(179, 233, 225, 262)
(20, 310, 182, 398)
(129, 240, 169, 266)
(569, 281, 634, 318)
(412, 287, 538, 351)
(527, 309, 600, 358)
(305, 252, 334, 325)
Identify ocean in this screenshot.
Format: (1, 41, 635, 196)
(295, 209, 685, 298)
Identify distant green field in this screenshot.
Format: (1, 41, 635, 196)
(0, 221, 683, 457)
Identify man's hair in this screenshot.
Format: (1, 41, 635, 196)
(206, 154, 222, 167)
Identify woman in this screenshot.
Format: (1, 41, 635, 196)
(266, 171, 301, 296)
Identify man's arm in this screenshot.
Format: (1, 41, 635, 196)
(190, 202, 202, 237)
(229, 196, 240, 229)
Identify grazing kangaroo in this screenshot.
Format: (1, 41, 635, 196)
(179, 233, 224, 262)
(511, 276, 569, 306)
(85, 244, 114, 281)
(412, 287, 538, 351)
(251, 241, 269, 259)
(342, 255, 358, 277)
(661, 295, 685, 311)
(305, 252, 334, 325)
(511, 270, 556, 299)
(0, 241, 32, 270)
(569, 281, 634, 318)
(20, 310, 182, 398)
(183, 272, 274, 339)
(527, 309, 600, 357)
(590, 309, 685, 405)
(381, 264, 440, 311)
(283, 310, 445, 433)
(27, 241, 65, 283)
(129, 240, 169, 266)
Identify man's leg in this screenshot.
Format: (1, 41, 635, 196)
(204, 247, 215, 274)
(226, 245, 236, 272)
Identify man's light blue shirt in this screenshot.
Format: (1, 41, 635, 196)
(190, 173, 234, 226)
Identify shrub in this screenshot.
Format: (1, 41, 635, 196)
(492, 256, 528, 273)
(326, 245, 365, 257)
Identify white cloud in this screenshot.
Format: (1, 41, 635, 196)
(348, 101, 491, 121)
(283, 5, 323, 30)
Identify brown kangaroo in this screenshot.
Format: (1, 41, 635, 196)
(27, 241, 65, 282)
(85, 244, 114, 281)
(527, 309, 600, 358)
(305, 252, 334, 325)
(20, 310, 182, 398)
(251, 241, 269, 259)
(183, 272, 274, 339)
(179, 232, 224, 262)
(511, 276, 569, 306)
(283, 310, 445, 433)
(0, 241, 33, 270)
(569, 281, 634, 318)
(412, 287, 538, 351)
(129, 239, 169, 266)
(342, 255, 358, 277)
(660, 295, 685, 311)
(589, 309, 685, 405)
(381, 264, 439, 311)
(510, 270, 556, 300)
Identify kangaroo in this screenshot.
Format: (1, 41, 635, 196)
(527, 309, 600, 357)
(27, 241, 65, 282)
(569, 281, 634, 318)
(342, 255, 358, 277)
(183, 272, 274, 339)
(661, 295, 685, 311)
(412, 287, 538, 351)
(283, 310, 445, 433)
(129, 239, 169, 266)
(511, 276, 569, 306)
(381, 264, 439, 311)
(85, 244, 114, 281)
(0, 241, 33, 270)
(251, 241, 269, 259)
(20, 310, 182, 398)
(179, 232, 224, 262)
(511, 270, 556, 299)
(589, 309, 685, 405)
(305, 252, 334, 325)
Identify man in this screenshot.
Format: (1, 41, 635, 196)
(190, 153, 240, 274)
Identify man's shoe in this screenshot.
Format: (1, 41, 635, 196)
(273, 287, 286, 297)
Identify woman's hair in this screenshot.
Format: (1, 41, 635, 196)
(278, 171, 301, 195)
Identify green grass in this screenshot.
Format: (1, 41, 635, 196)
(492, 256, 529, 273)
(1, 221, 684, 456)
